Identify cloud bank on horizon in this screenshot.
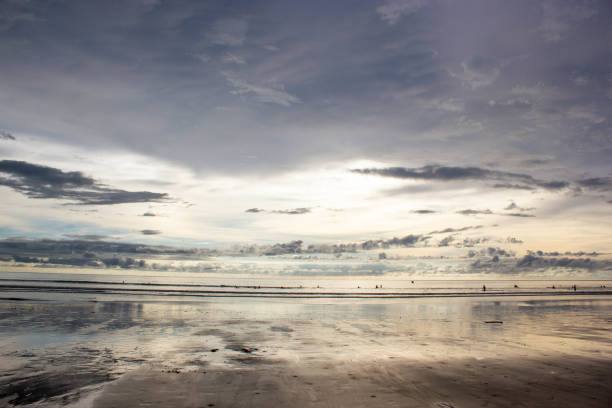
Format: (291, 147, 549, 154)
(0, 0, 611, 259)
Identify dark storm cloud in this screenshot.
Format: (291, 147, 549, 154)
(272, 207, 311, 215)
(140, 229, 161, 235)
(245, 208, 265, 213)
(0, 131, 15, 140)
(0, 160, 169, 205)
(352, 165, 570, 191)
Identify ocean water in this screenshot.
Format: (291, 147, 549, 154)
(1, 267, 612, 407)
(1, 269, 611, 301)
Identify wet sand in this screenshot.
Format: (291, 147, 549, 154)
(93, 356, 611, 408)
(1, 295, 611, 407)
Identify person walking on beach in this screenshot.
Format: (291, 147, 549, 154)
(482, 284, 486, 292)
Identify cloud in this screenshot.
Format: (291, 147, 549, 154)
(263, 240, 304, 255)
(140, 229, 161, 235)
(0, 160, 169, 205)
(493, 184, 536, 191)
(272, 207, 311, 215)
(516, 254, 599, 269)
(539, 0, 597, 43)
(449, 56, 500, 89)
(567, 106, 606, 124)
(222, 52, 246, 65)
(527, 250, 600, 257)
(469, 247, 515, 259)
(259, 233, 428, 256)
(0, 238, 214, 258)
(411, 209, 436, 214)
(141, 212, 157, 216)
(0, 1, 38, 31)
(506, 237, 523, 244)
(504, 213, 535, 218)
(504, 202, 534, 212)
(351, 164, 570, 191)
(456, 209, 493, 216)
(224, 74, 301, 107)
(377, 0, 427, 25)
(438, 235, 454, 247)
(208, 18, 247, 46)
(63, 234, 112, 241)
(245, 208, 265, 213)
(428, 225, 483, 235)
(457, 237, 489, 248)
(0, 130, 15, 140)
(520, 158, 551, 167)
(576, 177, 612, 191)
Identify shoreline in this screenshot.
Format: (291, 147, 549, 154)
(2, 283, 612, 299)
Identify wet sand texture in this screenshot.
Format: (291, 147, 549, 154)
(1, 296, 611, 407)
(93, 356, 611, 408)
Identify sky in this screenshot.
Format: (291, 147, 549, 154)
(1, 0, 611, 260)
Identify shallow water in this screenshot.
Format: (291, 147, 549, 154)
(1, 268, 611, 406)
(1, 292, 611, 406)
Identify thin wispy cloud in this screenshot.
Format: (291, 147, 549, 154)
(539, 0, 597, 43)
(272, 207, 311, 215)
(208, 18, 248, 47)
(449, 57, 501, 89)
(224, 74, 301, 107)
(428, 225, 484, 235)
(504, 213, 535, 218)
(456, 209, 493, 216)
(377, 0, 427, 25)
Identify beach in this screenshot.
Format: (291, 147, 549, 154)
(1, 286, 611, 407)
